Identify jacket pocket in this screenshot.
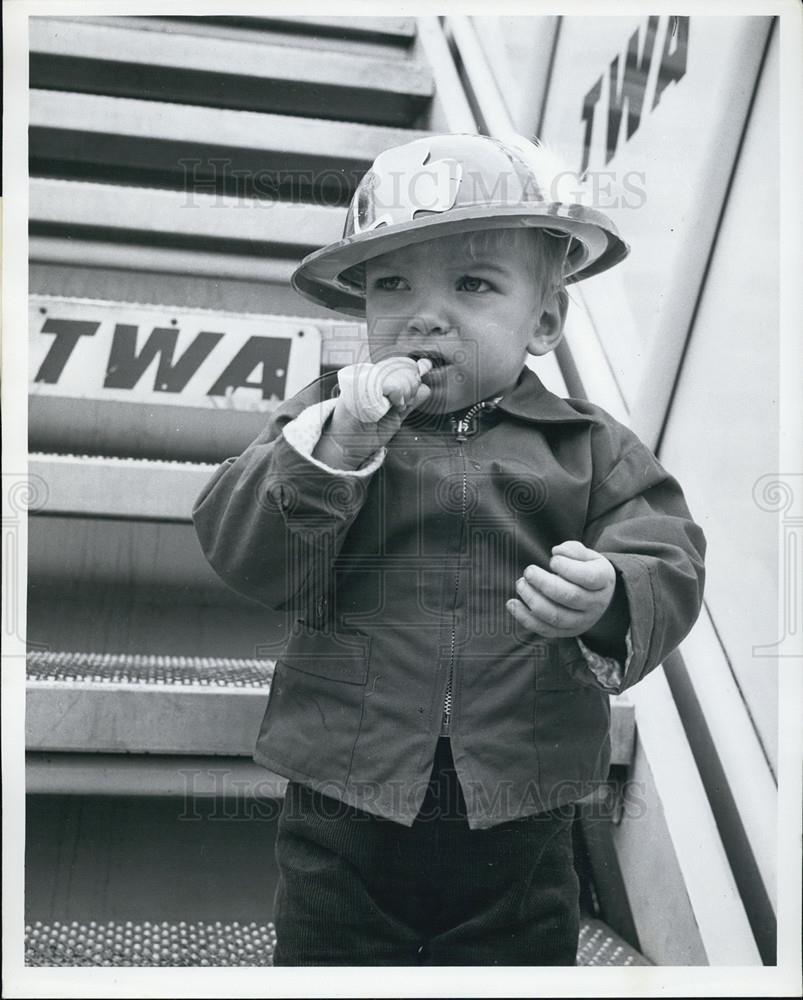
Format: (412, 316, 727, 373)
(533, 641, 611, 805)
(254, 630, 370, 785)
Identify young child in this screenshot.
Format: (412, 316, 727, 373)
(193, 133, 706, 966)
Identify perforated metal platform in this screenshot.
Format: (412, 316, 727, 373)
(25, 920, 276, 967)
(576, 917, 650, 966)
(24, 916, 648, 966)
(26, 651, 274, 688)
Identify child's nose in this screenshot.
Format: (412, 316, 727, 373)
(405, 309, 450, 337)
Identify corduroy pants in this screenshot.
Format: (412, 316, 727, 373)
(272, 738, 580, 966)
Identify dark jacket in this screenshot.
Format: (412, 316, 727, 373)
(193, 368, 706, 829)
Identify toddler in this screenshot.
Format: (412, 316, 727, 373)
(193, 133, 706, 965)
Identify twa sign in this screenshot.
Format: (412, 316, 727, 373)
(29, 296, 321, 410)
(579, 15, 689, 173)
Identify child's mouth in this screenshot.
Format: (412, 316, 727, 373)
(408, 350, 450, 375)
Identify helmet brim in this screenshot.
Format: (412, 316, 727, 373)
(292, 204, 629, 317)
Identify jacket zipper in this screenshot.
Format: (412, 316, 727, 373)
(441, 398, 502, 733)
(441, 432, 466, 734)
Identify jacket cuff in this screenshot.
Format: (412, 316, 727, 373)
(600, 551, 660, 691)
(576, 629, 634, 692)
(282, 398, 386, 478)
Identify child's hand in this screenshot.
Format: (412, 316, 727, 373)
(337, 357, 433, 424)
(316, 358, 432, 469)
(375, 356, 433, 415)
(506, 541, 617, 639)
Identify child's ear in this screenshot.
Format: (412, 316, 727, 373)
(527, 288, 568, 356)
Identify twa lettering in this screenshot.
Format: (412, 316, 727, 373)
(580, 16, 689, 174)
(28, 296, 321, 410)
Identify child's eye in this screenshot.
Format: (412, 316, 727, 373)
(373, 276, 410, 291)
(457, 275, 492, 293)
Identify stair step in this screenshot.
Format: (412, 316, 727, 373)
(30, 89, 430, 200)
(71, 15, 418, 54)
(30, 17, 433, 126)
(30, 178, 344, 255)
(26, 649, 273, 686)
(27, 515, 226, 595)
(29, 249, 336, 320)
(29, 395, 279, 465)
(25, 752, 286, 798)
(29, 453, 215, 521)
(180, 15, 418, 43)
(26, 651, 275, 756)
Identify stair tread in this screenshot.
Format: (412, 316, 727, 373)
(29, 17, 433, 127)
(30, 88, 432, 155)
(26, 650, 274, 688)
(30, 177, 345, 250)
(30, 18, 433, 95)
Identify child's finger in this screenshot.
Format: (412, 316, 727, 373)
(515, 576, 586, 629)
(551, 540, 597, 560)
(549, 552, 614, 592)
(505, 596, 582, 638)
(385, 380, 416, 408)
(383, 367, 424, 408)
(388, 382, 431, 414)
(506, 596, 531, 624)
(384, 388, 405, 409)
(506, 598, 544, 633)
(522, 564, 588, 610)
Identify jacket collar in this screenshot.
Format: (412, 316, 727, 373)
(494, 367, 595, 424)
(320, 365, 594, 427)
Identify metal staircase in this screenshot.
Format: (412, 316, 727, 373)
(27, 16, 453, 659)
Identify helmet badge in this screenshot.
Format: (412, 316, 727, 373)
(351, 145, 463, 236)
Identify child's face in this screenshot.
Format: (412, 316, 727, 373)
(364, 229, 560, 413)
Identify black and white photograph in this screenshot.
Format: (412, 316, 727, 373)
(2, 2, 801, 996)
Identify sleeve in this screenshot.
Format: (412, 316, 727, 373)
(282, 398, 385, 478)
(578, 417, 707, 694)
(192, 379, 384, 612)
(576, 630, 634, 691)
